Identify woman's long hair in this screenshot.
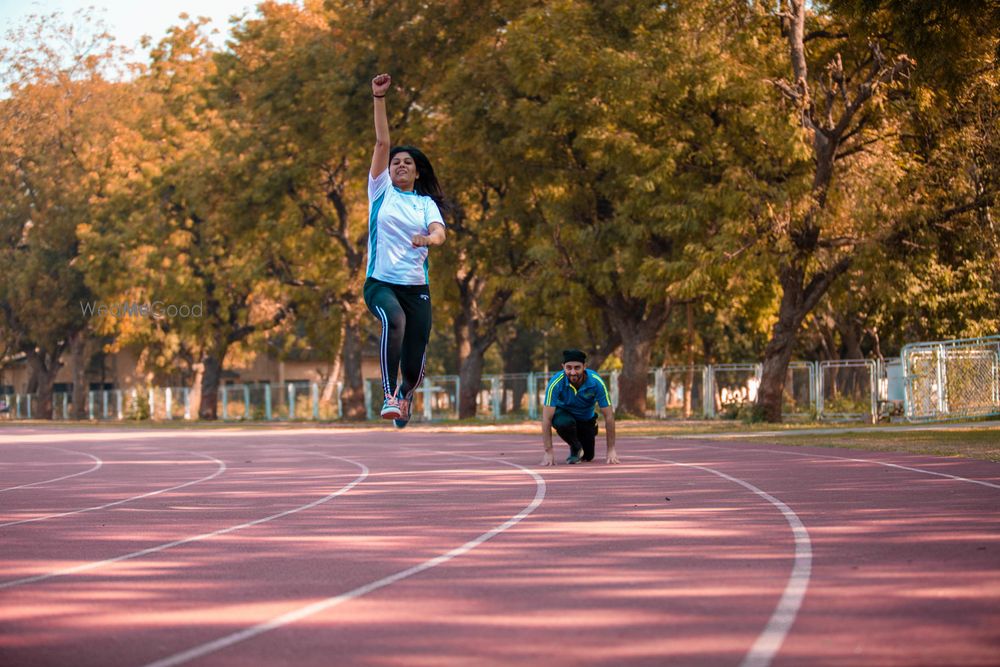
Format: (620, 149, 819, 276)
(390, 145, 449, 216)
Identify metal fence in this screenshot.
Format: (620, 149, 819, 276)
(2, 335, 994, 424)
(359, 361, 884, 423)
(705, 363, 759, 418)
(656, 366, 706, 419)
(0, 383, 347, 422)
(818, 359, 877, 423)
(785, 361, 817, 419)
(0, 366, 867, 423)
(902, 335, 1000, 422)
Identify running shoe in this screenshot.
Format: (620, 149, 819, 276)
(380, 396, 402, 419)
(565, 450, 582, 464)
(393, 396, 411, 429)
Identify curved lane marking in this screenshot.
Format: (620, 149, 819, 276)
(0, 452, 227, 528)
(0, 448, 103, 493)
(634, 455, 812, 667)
(0, 455, 368, 591)
(140, 452, 546, 667)
(680, 442, 1000, 490)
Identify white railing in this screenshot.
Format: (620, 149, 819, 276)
(9, 338, 993, 425)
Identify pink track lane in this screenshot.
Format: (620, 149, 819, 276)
(0, 446, 219, 525)
(0, 444, 103, 493)
(0, 427, 997, 667)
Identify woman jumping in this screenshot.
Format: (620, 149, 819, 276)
(364, 72, 447, 428)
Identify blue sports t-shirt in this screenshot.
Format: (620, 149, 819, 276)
(367, 168, 445, 285)
(543, 369, 612, 420)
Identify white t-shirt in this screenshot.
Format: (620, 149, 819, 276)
(366, 169, 444, 285)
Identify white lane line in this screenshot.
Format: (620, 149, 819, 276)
(683, 442, 1000, 490)
(0, 448, 103, 493)
(140, 453, 546, 667)
(634, 455, 811, 667)
(0, 455, 368, 591)
(0, 453, 227, 529)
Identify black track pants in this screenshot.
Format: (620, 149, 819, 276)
(552, 408, 598, 461)
(364, 277, 432, 401)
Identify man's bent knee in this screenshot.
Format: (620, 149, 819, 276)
(551, 411, 577, 431)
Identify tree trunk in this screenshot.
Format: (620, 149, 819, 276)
(617, 332, 654, 418)
(608, 301, 670, 418)
(189, 363, 203, 418)
(339, 310, 367, 420)
(198, 351, 225, 420)
(837, 314, 865, 397)
(756, 268, 806, 422)
(813, 310, 839, 400)
(757, 255, 853, 422)
(67, 332, 92, 420)
(452, 266, 512, 419)
(25, 348, 61, 420)
(454, 305, 494, 419)
(757, 320, 800, 423)
(684, 302, 695, 418)
(813, 311, 837, 362)
(834, 310, 864, 359)
(458, 351, 486, 420)
(321, 320, 346, 403)
(501, 327, 538, 415)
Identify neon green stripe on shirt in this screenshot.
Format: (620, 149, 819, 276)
(591, 371, 611, 405)
(544, 372, 565, 406)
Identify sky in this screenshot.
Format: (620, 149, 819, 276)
(0, 0, 265, 55)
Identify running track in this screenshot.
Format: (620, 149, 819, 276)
(1, 427, 998, 666)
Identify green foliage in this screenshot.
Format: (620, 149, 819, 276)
(128, 390, 151, 420)
(828, 0, 1000, 94)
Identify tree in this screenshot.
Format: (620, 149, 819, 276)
(468, 0, 786, 416)
(213, 1, 386, 419)
(753, 0, 915, 421)
(85, 18, 297, 420)
(0, 10, 129, 419)
(431, 69, 539, 418)
(750, 0, 1000, 421)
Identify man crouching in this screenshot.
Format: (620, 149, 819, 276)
(540, 349, 620, 466)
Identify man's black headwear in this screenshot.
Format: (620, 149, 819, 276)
(562, 349, 587, 364)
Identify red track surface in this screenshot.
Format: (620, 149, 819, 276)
(1, 427, 998, 666)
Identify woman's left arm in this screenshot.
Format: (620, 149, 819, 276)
(412, 222, 446, 248)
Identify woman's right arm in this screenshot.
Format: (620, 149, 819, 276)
(371, 73, 391, 178)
